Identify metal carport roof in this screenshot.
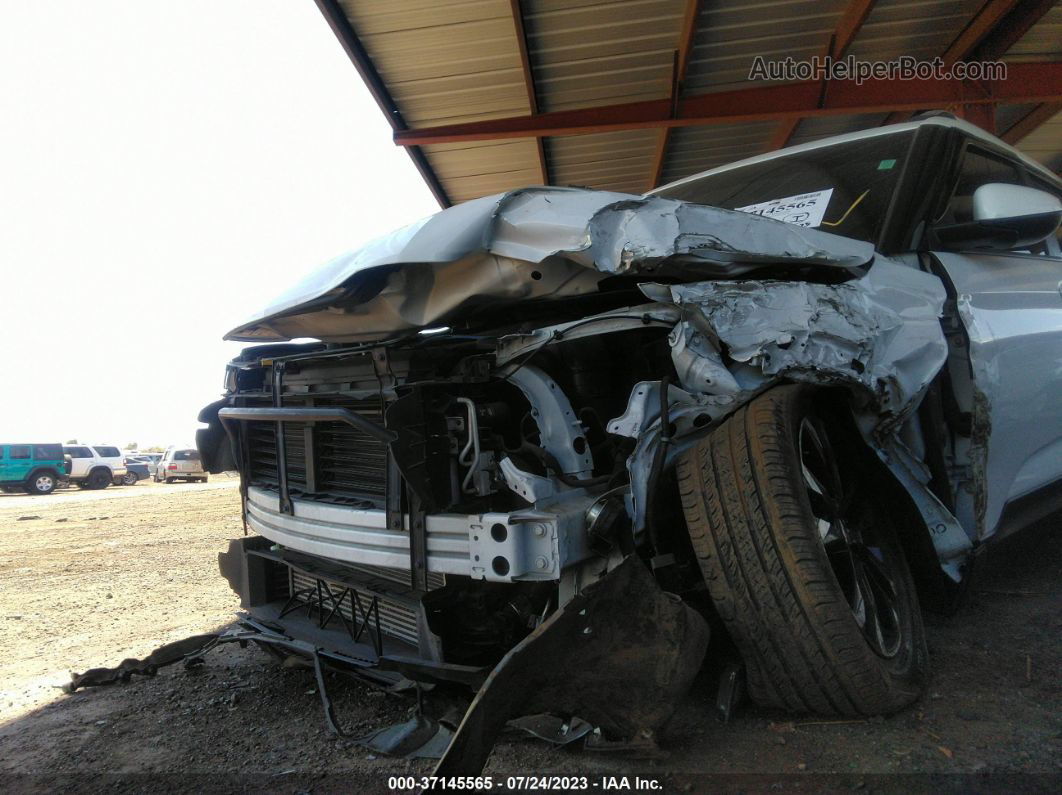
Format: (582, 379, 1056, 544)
(316, 0, 1062, 207)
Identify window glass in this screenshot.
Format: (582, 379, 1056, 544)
(1027, 175, 1062, 256)
(64, 446, 93, 458)
(92, 446, 121, 458)
(9, 445, 30, 459)
(174, 449, 200, 461)
(654, 131, 915, 245)
(34, 444, 62, 460)
(941, 147, 1022, 225)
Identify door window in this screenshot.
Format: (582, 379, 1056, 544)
(9, 445, 30, 459)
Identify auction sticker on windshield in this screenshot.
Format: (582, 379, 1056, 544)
(735, 188, 833, 228)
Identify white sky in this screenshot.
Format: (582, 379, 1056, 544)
(0, 1, 438, 448)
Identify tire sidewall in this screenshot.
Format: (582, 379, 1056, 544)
(783, 388, 928, 708)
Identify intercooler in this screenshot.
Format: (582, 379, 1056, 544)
(289, 563, 444, 648)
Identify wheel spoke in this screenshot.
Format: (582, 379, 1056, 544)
(801, 414, 903, 659)
(853, 548, 901, 657)
(854, 561, 886, 650)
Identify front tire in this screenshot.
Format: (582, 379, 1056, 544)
(676, 385, 927, 716)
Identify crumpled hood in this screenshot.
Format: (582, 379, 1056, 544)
(225, 187, 876, 343)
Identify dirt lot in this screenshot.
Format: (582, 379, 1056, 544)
(0, 482, 1059, 792)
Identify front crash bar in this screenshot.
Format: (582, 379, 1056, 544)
(217, 406, 397, 445)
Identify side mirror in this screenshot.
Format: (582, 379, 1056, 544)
(932, 183, 1062, 251)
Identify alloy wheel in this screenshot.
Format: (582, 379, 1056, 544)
(798, 415, 902, 659)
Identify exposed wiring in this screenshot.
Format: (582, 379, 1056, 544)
(821, 189, 870, 228)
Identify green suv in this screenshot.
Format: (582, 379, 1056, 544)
(0, 444, 69, 495)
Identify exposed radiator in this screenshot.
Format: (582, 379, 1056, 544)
(243, 395, 387, 502)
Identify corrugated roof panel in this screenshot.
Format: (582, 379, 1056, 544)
(422, 139, 543, 202)
(660, 121, 775, 185)
(328, 0, 1062, 204)
(548, 129, 660, 193)
(1004, 3, 1062, 61)
(996, 103, 1037, 135)
(341, 0, 531, 126)
(525, 0, 685, 111)
(788, 113, 892, 147)
(846, 0, 986, 62)
(1015, 108, 1062, 173)
(683, 0, 848, 94)
(347, 0, 505, 34)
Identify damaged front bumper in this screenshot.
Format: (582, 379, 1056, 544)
(80, 539, 704, 771)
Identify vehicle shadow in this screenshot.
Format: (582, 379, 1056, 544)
(0, 514, 1058, 790)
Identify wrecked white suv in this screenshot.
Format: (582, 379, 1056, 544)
(197, 116, 1062, 770)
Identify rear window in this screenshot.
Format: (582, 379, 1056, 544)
(34, 444, 63, 460)
(93, 446, 121, 458)
(173, 449, 200, 461)
(64, 446, 93, 458)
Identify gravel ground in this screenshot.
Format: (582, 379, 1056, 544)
(0, 483, 1058, 793)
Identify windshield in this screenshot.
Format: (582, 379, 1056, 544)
(654, 131, 916, 246)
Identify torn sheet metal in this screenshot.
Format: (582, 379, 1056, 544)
(62, 624, 460, 759)
(354, 715, 454, 759)
(658, 259, 950, 426)
(433, 555, 710, 776)
(506, 714, 594, 746)
(612, 259, 972, 577)
(63, 634, 222, 692)
(226, 187, 875, 343)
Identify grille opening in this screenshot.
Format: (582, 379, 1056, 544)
(243, 395, 388, 504)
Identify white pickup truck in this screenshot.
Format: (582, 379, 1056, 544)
(62, 445, 127, 490)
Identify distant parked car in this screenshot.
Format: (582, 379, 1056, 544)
(0, 443, 69, 495)
(140, 453, 164, 475)
(115, 457, 150, 486)
(155, 447, 208, 483)
(63, 445, 127, 490)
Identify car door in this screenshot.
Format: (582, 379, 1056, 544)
(931, 143, 1062, 541)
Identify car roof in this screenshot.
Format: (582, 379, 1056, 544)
(650, 115, 1062, 197)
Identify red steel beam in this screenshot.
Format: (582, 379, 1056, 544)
(766, 0, 879, 152)
(941, 0, 1023, 65)
(508, 0, 548, 185)
(395, 62, 1062, 146)
(884, 0, 1046, 126)
(648, 0, 702, 190)
(973, 0, 1058, 60)
(1001, 101, 1062, 143)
